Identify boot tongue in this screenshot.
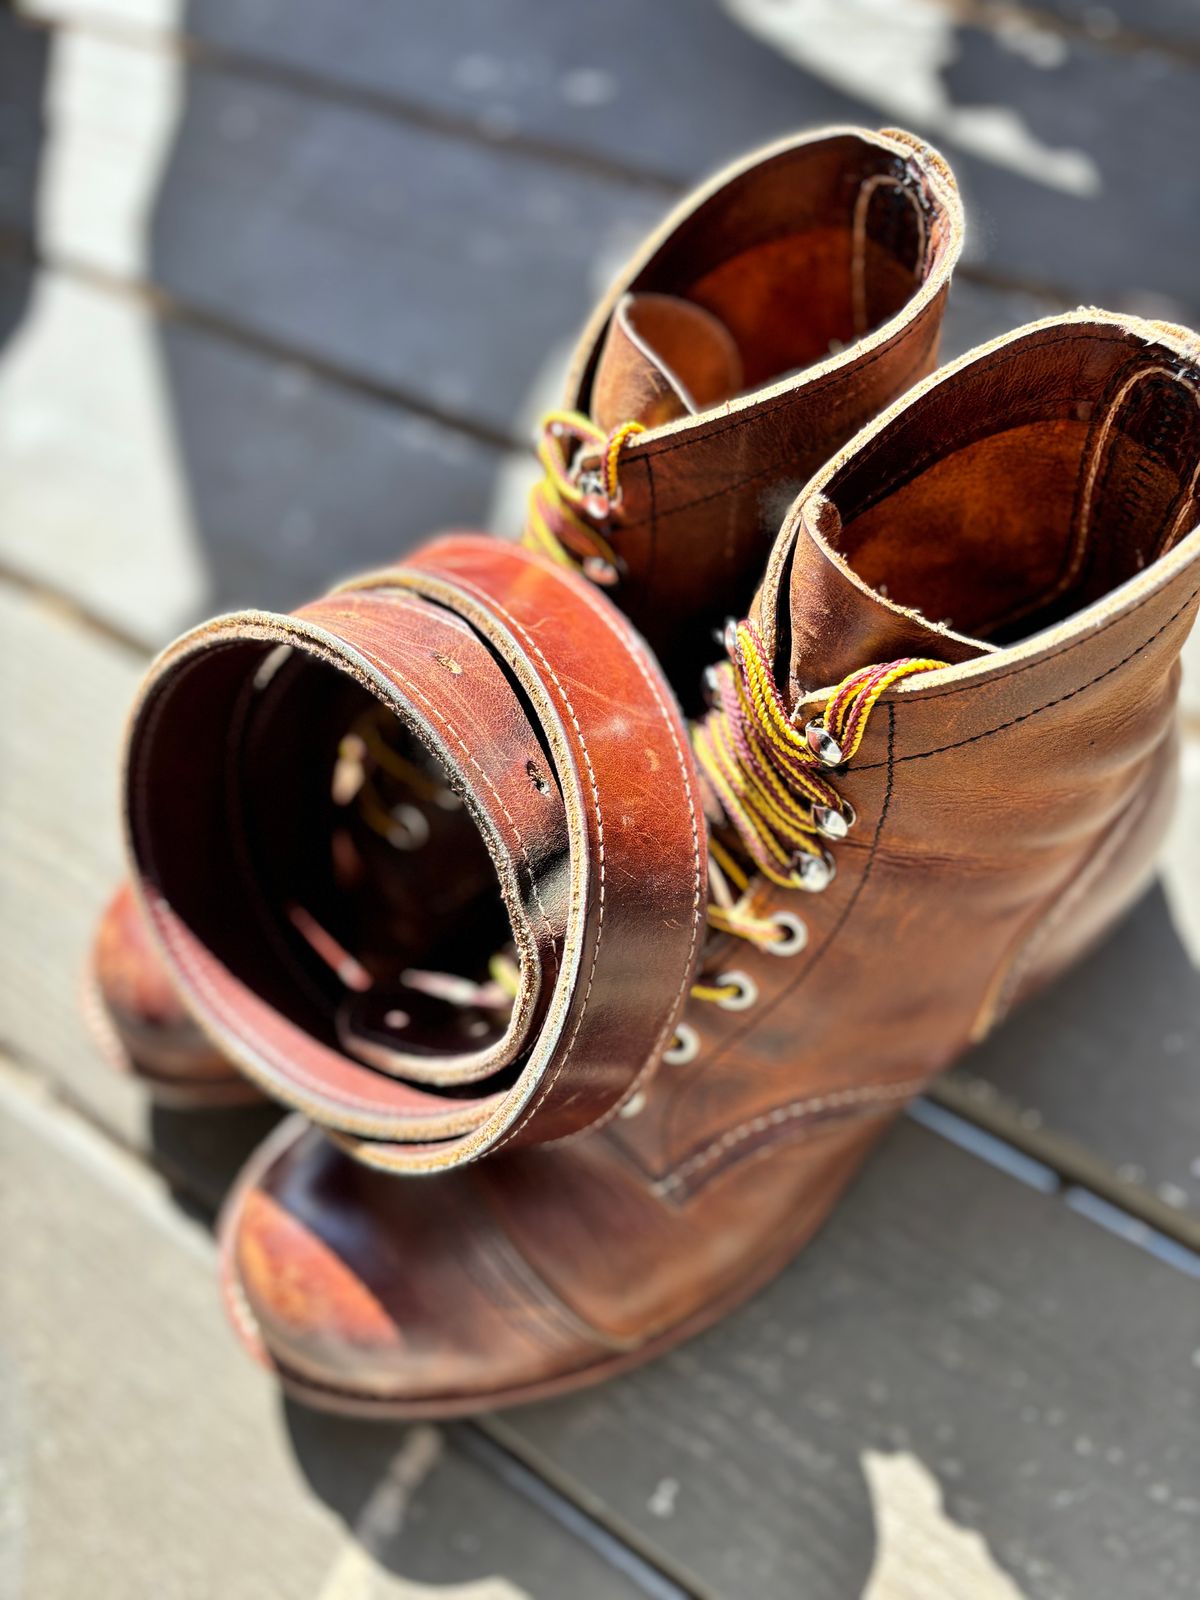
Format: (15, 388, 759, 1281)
(754, 493, 990, 698)
(591, 292, 744, 431)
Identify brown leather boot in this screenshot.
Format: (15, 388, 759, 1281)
(92, 124, 962, 1105)
(135, 311, 1200, 1414)
(87, 883, 261, 1108)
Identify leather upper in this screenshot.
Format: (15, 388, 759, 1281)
(566, 126, 963, 695)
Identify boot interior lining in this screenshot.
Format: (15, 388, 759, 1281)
(820, 330, 1200, 644)
(618, 135, 940, 392)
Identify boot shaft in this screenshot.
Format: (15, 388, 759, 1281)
(547, 126, 962, 692)
(630, 313, 1200, 1194)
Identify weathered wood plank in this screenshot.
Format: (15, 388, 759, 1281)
(0, 264, 509, 648)
(0, 1064, 650, 1600)
(495, 1117, 1200, 1600)
(18, 0, 1200, 326)
(8, 24, 665, 441)
(973, 0, 1200, 52)
(944, 883, 1200, 1236)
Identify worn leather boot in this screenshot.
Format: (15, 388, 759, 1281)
(92, 124, 962, 1104)
(131, 311, 1200, 1413)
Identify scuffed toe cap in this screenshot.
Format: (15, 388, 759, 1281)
(219, 1119, 615, 1416)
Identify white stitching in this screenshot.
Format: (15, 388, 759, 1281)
(464, 549, 704, 1151)
(655, 1076, 926, 1194)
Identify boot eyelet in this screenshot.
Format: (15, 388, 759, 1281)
(664, 1023, 700, 1064)
(715, 971, 758, 1011)
(767, 912, 808, 956)
(792, 849, 836, 893)
(813, 801, 853, 840)
(804, 720, 844, 767)
(582, 554, 621, 587)
(619, 1089, 647, 1118)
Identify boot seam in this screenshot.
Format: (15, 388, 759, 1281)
(972, 739, 1164, 1038)
(655, 1077, 925, 1198)
(855, 578, 1200, 769)
(662, 703, 897, 1158)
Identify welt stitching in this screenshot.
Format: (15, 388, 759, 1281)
(856, 580, 1200, 771)
(658, 1076, 925, 1193)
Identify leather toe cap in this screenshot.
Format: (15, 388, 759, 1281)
(220, 1119, 609, 1414)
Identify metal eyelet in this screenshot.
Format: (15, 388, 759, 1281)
(804, 720, 844, 767)
(663, 1023, 700, 1064)
(813, 801, 854, 840)
(767, 911, 808, 956)
(619, 1089, 647, 1119)
(582, 554, 621, 587)
(714, 971, 758, 1011)
(793, 849, 837, 893)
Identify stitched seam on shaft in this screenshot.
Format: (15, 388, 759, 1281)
(465, 553, 703, 1149)
(657, 1076, 925, 1193)
(857, 580, 1200, 770)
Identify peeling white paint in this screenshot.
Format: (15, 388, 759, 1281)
(862, 1450, 1029, 1599)
(722, 0, 1101, 196)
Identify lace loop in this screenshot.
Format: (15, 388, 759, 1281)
(524, 410, 645, 581)
(694, 622, 945, 897)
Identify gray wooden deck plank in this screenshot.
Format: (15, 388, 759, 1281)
(0, 262, 509, 651)
(0, 1064, 650, 1600)
(973, 0, 1200, 51)
(20, 0, 1200, 323)
(495, 1116, 1200, 1600)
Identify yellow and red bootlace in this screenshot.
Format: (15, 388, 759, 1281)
(522, 410, 948, 1009)
(524, 411, 644, 583)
